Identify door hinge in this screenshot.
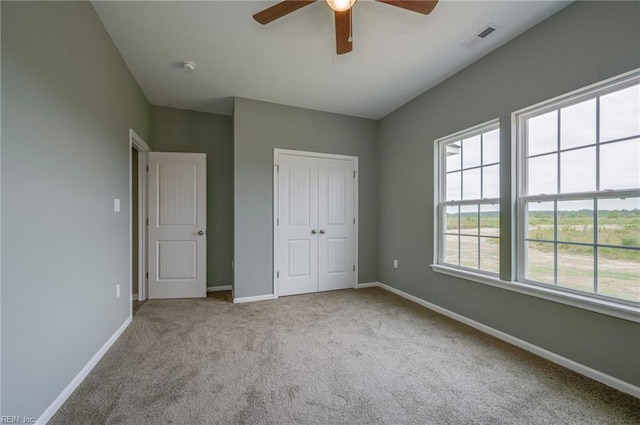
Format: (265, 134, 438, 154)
(146, 218, 149, 226)
(276, 164, 280, 173)
(353, 171, 357, 178)
(146, 165, 149, 172)
(146, 272, 149, 279)
(353, 265, 356, 272)
(353, 218, 356, 225)
(277, 218, 279, 226)
(277, 271, 280, 278)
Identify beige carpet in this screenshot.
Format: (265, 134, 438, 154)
(50, 288, 639, 424)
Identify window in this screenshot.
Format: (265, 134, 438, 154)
(436, 120, 500, 275)
(516, 73, 640, 304)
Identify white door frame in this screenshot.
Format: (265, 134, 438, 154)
(273, 148, 359, 298)
(130, 129, 150, 306)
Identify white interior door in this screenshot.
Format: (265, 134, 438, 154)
(276, 151, 357, 297)
(277, 154, 319, 296)
(318, 158, 355, 291)
(148, 152, 206, 299)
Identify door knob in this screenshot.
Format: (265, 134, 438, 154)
(311, 229, 318, 234)
(197, 230, 205, 236)
(319, 229, 326, 234)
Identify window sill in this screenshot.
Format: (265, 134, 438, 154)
(430, 264, 640, 323)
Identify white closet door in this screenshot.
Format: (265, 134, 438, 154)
(148, 152, 207, 299)
(277, 154, 319, 296)
(318, 158, 355, 291)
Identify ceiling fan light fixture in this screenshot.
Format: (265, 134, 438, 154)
(326, 0, 354, 12)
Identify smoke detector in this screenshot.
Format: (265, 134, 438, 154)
(181, 61, 197, 72)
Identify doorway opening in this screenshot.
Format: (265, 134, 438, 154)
(130, 129, 150, 315)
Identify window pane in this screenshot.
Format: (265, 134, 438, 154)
(482, 165, 500, 199)
(446, 171, 461, 201)
(462, 168, 481, 200)
(598, 197, 640, 248)
(560, 98, 596, 150)
(557, 244, 594, 293)
(560, 147, 595, 193)
(446, 143, 461, 172)
(480, 204, 500, 237)
(527, 201, 554, 241)
(444, 205, 460, 235)
(444, 235, 459, 266)
(526, 241, 555, 284)
(460, 236, 479, 269)
(479, 237, 500, 274)
(460, 204, 478, 235)
(598, 247, 640, 302)
(528, 154, 557, 195)
(557, 200, 594, 243)
(483, 129, 500, 164)
(462, 135, 481, 168)
(600, 138, 640, 191)
(438, 121, 500, 273)
(528, 110, 558, 156)
(600, 84, 640, 142)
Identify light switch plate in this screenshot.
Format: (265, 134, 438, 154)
(114, 198, 120, 212)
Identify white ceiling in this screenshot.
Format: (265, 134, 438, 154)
(93, 0, 571, 120)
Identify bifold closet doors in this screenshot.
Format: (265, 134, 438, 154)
(275, 151, 358, 297)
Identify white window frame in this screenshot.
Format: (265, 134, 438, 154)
(434, 119, 500, 276)
(432, 69, 640, 324)
(515, 70, 640, 309)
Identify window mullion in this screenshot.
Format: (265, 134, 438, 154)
(596, 96, 601, 191)
(556, 109, 561, 195)
(477, 203, 481, 269)
(594, 197, 599, 294)
(521, 189, 640, 203)
(593, 96, 601, 296)
(457, 205, 461, 266)
(553, 199, 558, 286)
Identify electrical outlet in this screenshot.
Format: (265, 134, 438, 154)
(393, 259, 398, 269)
(116, 284, 121, 298)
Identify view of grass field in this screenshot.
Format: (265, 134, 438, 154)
(444, 207, 640, 301)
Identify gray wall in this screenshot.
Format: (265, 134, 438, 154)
(1, 1, 149, 418)
(233, 98, 378, 299)
(377, 1, 640, 386)
(149, 106, 234, 289)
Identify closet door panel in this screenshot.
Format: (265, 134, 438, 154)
(277, 155, 319, 296)
(318, 158, 355, 291)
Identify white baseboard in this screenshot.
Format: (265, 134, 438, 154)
(207, 285, 232, 292)
(373, 281, 639, 398)
(131, 293, 138, 301)
(233, 294, 275, 304)
(36, 316, 133, 425)
(355, 282, 380, 289)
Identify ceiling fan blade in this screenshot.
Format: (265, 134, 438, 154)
(376, 0, 438, 15)
(253, 0, 316, 25)
(335, 9, 353, 55)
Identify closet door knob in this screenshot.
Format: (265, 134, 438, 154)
(311, 229, 318, 235)
(319, 229, 326, 234)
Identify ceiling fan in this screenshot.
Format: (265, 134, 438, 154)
(253, 0, 439, 55)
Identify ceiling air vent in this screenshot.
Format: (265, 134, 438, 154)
(461, 24, 499, 49)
